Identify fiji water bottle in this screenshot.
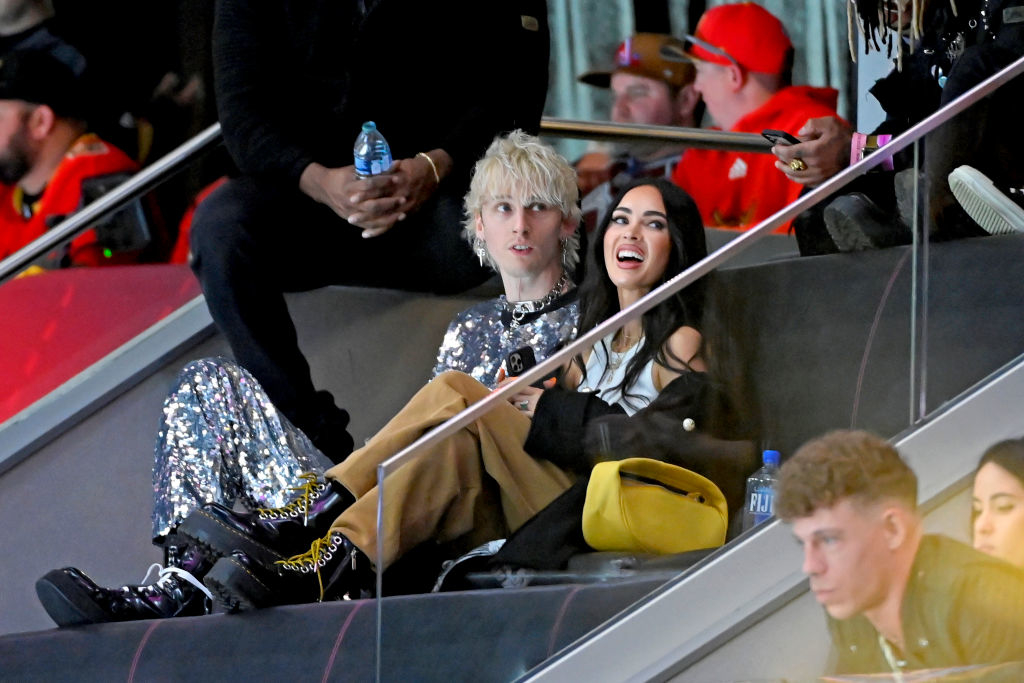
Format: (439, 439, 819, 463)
(742, 449, 781, 532)
(353, 121, 393, 178)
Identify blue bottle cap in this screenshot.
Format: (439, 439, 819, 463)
(362, 121, 376, 131)
(763, 449, 780, 466)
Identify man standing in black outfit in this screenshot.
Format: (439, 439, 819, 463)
(190, 0, 550, 461)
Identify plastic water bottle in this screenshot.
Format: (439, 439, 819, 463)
(353, 121, 393, 178)
(742, 449, 781, 532)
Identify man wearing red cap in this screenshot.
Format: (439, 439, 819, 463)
(670, 2, 840, 232)
(576, 33, 700, 200)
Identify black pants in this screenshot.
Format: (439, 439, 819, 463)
(927, 48, 1024, 234)
(189, 176, 489, 450)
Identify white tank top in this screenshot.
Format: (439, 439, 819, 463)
(577, 331, 658, 415)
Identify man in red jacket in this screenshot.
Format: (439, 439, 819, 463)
(671, 2, 840, 232)
(0, 50, 138, 268)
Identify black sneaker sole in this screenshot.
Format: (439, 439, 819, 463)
(202, 556, 275, 613)
(177, 509, 288, 569)
(35, 569, 111, 627)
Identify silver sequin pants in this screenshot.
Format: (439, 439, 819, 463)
(151, 358, 330, 541)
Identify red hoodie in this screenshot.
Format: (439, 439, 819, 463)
(671, 85, 840, 233)
(0, 134, 138, 267)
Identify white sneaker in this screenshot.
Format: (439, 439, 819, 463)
(948, 165, 1024, 235)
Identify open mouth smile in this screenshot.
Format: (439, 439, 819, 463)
(616, 246, 645, 263)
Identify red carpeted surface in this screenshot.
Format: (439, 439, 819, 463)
(0, 264, 201, 423)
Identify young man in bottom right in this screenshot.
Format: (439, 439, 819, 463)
(776, 429, 1024, 675)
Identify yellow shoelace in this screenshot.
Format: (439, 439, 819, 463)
(254, 472, 322, 524)
(275, 531, 338, 601)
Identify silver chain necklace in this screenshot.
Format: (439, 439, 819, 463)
(505, 271, 570, 329)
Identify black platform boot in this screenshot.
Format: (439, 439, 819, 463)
(176, 473, 355, 569)
(35, 540, 214, 627)
(203, 530, 373, 612)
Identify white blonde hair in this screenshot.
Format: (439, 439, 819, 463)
(462, 130, 582, 272)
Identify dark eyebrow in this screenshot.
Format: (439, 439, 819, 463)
(613, 207, 633, 214)
(642, 210, 668, 219)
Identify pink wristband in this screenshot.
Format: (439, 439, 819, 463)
(850, 132, 867, 167)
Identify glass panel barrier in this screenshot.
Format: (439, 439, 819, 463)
(0, 122, 226, 466)
(918, 70, 1024, 425)
(0, 123, 224, 469)
(368, 57, 1024, 682)
(524, 61, 1024, 681)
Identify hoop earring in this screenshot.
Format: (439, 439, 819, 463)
(474, 237, 488, 268)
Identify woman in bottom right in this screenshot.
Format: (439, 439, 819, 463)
(972, 437, 1024, 568)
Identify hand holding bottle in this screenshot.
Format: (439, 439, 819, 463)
(298, 162, 405, 235)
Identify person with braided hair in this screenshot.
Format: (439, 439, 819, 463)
(771, 0, 1024, 253)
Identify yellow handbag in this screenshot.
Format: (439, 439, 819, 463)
(582, 458, 728, 555)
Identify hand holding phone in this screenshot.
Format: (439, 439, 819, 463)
(762, 129, 801, 146)
(502, 346, 559, 388)
(505, 347, 536, 375)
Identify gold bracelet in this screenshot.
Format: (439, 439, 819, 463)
(417, 152, 441, 184)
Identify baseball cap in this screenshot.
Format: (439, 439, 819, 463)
(684, 3, 792, 75)
(578, 33, 695, 90)
(0, 50, 87, 119)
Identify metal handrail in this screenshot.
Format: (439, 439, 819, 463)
(373, 55, 1024, 493)
(0, 119, 770, 285)
(0, 122, 223, 284)
(540, 118, 770, 152)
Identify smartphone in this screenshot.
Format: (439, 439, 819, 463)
(504, 346, 537, 375)
(503, 346, 559, 388)
(762, 129, 801, 146)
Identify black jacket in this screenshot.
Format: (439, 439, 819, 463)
(483, 371, 757, 572)
(830, 535, 1024, 674)
(212, 0, 550, 186)
(524, 371, 757, 513)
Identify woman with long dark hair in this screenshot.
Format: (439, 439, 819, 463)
(566, 177, 707, 413)
(973, 438, 1024, 568)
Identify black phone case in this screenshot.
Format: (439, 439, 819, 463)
(505, 347, 536, 375)
(762, 129, 800, 146)
(504, 346, 558, 388)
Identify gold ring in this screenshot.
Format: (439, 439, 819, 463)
(789, 158, 808, 172)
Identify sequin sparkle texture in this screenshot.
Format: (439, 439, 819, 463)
(151, 358, 331, 540)
(432, 298, 579, 389)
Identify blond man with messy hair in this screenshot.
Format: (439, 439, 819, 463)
(778, 429, 1024, 676)
(462, 129, 582, 274)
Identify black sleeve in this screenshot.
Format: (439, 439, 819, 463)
(580, 373, 759, 513)
(523, 388, 626, 474)
(212, 0, 550, 188)
(524, 373, 759, 512)
(212, 0, 315, 184)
